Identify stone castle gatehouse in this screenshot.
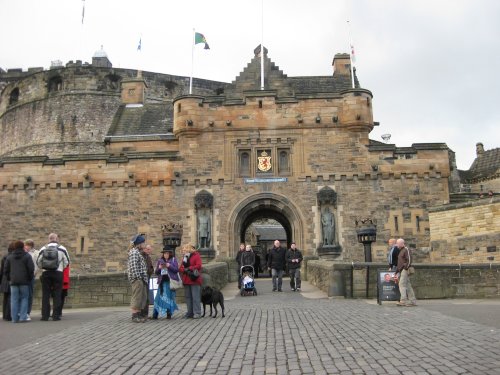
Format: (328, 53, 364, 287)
(0, 46, 459, 274)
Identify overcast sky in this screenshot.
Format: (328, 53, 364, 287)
(1, 0, 499, 170)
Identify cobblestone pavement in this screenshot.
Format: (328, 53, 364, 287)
(0, 279, 499, 375)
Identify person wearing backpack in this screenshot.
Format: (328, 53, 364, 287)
(36, 233, 70, 321)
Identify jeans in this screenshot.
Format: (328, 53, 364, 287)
(184, 284, 201, 317)
(398, 269, 416, 303)
(40, 271, 63, 320)
(289, 268, 301, 289)
(28, 278, 36, 315)
(271, 269, 284, 291)
(10, 284, 30, 322)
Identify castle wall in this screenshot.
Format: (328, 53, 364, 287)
(429, 198, 500, 263)
(0, 152, 447, 273)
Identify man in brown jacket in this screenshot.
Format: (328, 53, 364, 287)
(396, 238, 417, 307)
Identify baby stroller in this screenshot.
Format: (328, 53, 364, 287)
(240, 265, 257, 296)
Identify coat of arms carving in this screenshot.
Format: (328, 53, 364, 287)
(257, 150, 272, 172)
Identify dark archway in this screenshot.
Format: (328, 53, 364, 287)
(228, 193, 304, 258)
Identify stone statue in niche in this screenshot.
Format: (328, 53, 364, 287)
(321, 207, 335, 246)
(197, 209, 211, 249)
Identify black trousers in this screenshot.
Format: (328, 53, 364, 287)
(41, 271, 63, 319)
(2, 292, 11, 320)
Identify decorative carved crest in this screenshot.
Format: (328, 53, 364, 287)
(161, 222, 183, 237)
(257, 150, 272, 172)
(317, 187, 337, 207)
(195, 190, 213, 209)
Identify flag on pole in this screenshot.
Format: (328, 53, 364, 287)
(82, 0, 85, 25)
(194, 32, 210, 49)
(137, 37, 142, 51)
(350, 44, 356, 65)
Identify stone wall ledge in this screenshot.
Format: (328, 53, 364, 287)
(430, 196, 499, 212)
(306, 260, 500, 299)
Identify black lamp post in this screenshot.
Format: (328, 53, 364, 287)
(355, 218, 377, 298)
(161, 222, 183, 257)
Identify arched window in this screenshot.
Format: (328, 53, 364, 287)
(9, 88, 19, 105)
(279, 149, 289, 174)
(240, 151, 250, 176)
(105, 74, 121, 90)
(48, 76, 63, 92)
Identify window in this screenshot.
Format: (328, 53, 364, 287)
(48, 76, 63, 92)
(9, 88, 19, 105)
(416, 216, 420, 232)
(394, 216, 399, 232)
(278, 149, 290, 174)
(239, 150, 250, 176)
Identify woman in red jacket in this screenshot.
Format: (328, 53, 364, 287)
(179, 244, 202, 319)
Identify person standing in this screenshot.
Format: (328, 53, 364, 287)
(141, 244, 154, 319)
(387, 238, 399, 271)
(24, 239, 39, 320)
(36, 233, 70, 321)
(5, 240, 34, 323)
(286, 242, 303, 291)
(127, 235, 148, 323)
(152, 249, 179, 319)
(396, 238, 417, 307)
(179, 244, 202, 319)
(1, 244, 14, 321)
(58, 264, 70, 317)
(239, 244, 256, 288)
(267, 240, 287, 292)
(235, 243, 245, 288)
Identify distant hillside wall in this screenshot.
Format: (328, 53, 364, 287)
(429, 197, 500, 263)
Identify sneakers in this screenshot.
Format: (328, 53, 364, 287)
(131, 313, 146, 323)
(193, 314, 201, 319)
(26, 315, 31, 321)
(291, 288, 296, 291)
(296, 288, 301, 291)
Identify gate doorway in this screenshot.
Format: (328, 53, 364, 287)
(228, 193, 304, 260)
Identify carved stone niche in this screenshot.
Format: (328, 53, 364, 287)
(194, 190, 215, 260)
(317, 186, 337, 208)
(317, 187, 341, 258)
(195, 190, 213, 210)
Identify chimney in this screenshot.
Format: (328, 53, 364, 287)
(476, 142, 485, 157)
(121, 70, 147, 105)
(332, 53, 351, 76)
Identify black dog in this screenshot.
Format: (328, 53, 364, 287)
(201, 286, 225, 318)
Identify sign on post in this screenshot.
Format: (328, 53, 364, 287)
(377, 270, 400, 305)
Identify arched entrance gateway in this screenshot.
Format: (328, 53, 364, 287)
(228, 193, 305, 258)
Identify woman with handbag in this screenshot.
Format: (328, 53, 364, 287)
(179, 244, 202, 319)
(152, 249, 179, 319)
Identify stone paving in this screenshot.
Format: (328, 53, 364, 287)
(0, 279, 499, 375)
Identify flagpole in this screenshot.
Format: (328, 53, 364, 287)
(260, 0, 264, 90)
(190, 28, 195, 95)
(347, 20, 355, 89)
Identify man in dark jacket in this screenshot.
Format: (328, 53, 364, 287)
(267, 240, 286, 292)
(387, 238, 399, 271)
(5, 240, 34, 323)
(286, 242, 303, 291)
(235, 243, 245, 288)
